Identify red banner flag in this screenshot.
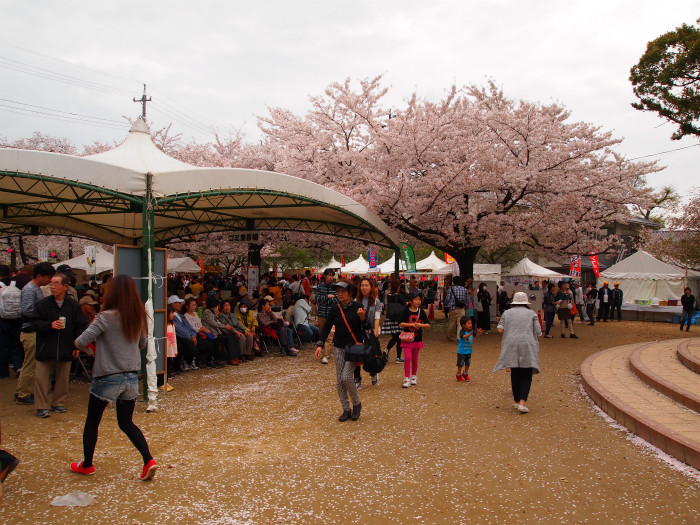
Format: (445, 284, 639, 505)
(589, 253, 599, 277)
(340, 252, 345, 267)
(199, 256, 205, 275)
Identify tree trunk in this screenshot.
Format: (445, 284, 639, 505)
(18, 236, 27, 266)
(451, 246, 481, 279)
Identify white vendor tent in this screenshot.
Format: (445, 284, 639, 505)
(168, 257, 201, 273)
(598, 250, 688, 302)
(378, 255, 407, 274)
(54, 247, 114, 276)
(505, 257, 567, 279)
(416, 251, 452, 272)
(318, 258, 342, 272)
(473, 264, 502, 282)
(341, 255, 370, 274)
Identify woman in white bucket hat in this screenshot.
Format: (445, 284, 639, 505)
(492, 292, 542, 413)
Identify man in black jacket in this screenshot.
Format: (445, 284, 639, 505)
(610, 282, 624, 321)
(596, 281, 613, 322)
(30, 273, 88, 418)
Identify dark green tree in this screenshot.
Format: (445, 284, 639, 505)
(630, 20, 700, 140)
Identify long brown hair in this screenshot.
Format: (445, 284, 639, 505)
(101, 274, 147, 342)
(355, 277, 378, 303)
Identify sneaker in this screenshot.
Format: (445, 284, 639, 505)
(463, 374, 470, 382)
(70, 461, 95, 475)
(410, 375, 417, 385)
(354, 378, 362, 390)
(14, 393, 34, 404)
(371, 374, 378, 386)
(561, 334, 566, 338)
(158, 383, 174, 392)
(180, 362, 191, 371)
(286, 349, 298, 357)
(402, 377, 411, 388)
(544, 334, 553, 339)
(36, 409, 49, 418)
(396, 357, 404, 363)
(50, 405, 66, 413)
(320, 357, 329, 364)
(189, 362, 199, 370)
(146, 404, 158, 413)
(456, 374, 464, 382)
(0, 452, 20, 483)
(140, 459, 157, 481)
(570, 334, 579, 339)
(517, 405, 530, 413)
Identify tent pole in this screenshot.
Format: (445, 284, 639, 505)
(394, 247, 400, 279)
(140, 173, 155, 402)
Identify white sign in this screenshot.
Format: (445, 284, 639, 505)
(38, 247, 48, 262)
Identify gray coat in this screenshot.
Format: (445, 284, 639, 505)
(492, 306, 542, 373)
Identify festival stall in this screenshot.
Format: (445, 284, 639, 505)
(167, 257, 202, 274)
(504, 257, 567, 285)
(318, 258, 342, 272)
(340, 255, 370, 274)
(597, 251, 692, 321)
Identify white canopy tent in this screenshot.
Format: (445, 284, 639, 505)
(378, 255, 407, 274)
(473, 264, 502, 282)
(598, 250, 690, 302)
(505, 257, 567, 279)
(318, 258, 342, 272)
(54, 246, 114, 276)
(416, 251, 451, 272)
(340, 255, 370, 274)
(167, 257, 201, 274)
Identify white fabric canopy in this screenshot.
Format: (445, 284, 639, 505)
(54, 247, 114, 275)
(341, 255, 369, 274)
(318, 258, 342, 272)
(505, 257, 567, 279)
(416, 251, 450, 271)
(598, 250, 687, 302)
(378, 255, 407, 274)
(473, 264, 502, 282)
(0, 118, 400, 248)
(167, 257, 201, 273)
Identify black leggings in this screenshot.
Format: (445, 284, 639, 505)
(386, 333, 402, 359)
(82, 394, 152, 468)
(510, 367, 534, 403)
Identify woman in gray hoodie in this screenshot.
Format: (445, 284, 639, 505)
(72, 275, 157, 481)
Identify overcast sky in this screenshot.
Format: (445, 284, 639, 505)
(1, 1, 697, 199)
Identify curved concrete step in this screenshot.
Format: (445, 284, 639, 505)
(677, 339, 700, 374)
(630, 339, 700, 412)
(581, 341, 700, 470)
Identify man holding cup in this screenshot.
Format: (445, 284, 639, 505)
(30, 273, 88, 418)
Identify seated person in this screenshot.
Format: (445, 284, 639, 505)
(293, 294, 319, 343)
(256, 298, 297, 356)
(201, 297, 242, 365)
(183, 297, 222, 368)
(218, 299, 254, 362)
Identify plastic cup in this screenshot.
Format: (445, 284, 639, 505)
(59, 316, 66, 329)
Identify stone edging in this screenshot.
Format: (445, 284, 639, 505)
(580, 343, 700, 470)
(677, 340, 700, 375)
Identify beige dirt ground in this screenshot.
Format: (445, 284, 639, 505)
(1, 318, 699, 525)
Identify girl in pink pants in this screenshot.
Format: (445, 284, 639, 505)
(399, 292, 430, 388)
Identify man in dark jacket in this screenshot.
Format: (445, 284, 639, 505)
(30, 273, 88, 418)
(610, 282, 624, 321)
(596, 281, 613, 322)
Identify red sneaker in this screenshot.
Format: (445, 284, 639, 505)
(140, 459, 157, 481)
(463, 374, 470, 382)
(70, 461, 95, 475)
(456, 374, 464, 382)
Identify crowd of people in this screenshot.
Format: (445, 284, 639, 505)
(0, 261, 696, 496)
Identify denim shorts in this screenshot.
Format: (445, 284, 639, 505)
(90, 372, 139, 402)
(457, 353, 472, 368)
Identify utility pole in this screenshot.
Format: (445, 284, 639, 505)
(133, 84, 151, 119)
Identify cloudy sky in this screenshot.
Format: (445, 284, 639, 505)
(1, 1, 697, 198)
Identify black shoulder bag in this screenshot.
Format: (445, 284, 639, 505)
(338, 305, 372, 364)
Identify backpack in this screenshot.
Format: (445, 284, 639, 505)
(0, 281, 22, 319)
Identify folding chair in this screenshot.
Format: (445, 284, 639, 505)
(70, 349, 93, 382)
(257, 326, 281, 355)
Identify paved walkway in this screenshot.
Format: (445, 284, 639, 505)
(581, 338, 700, 469)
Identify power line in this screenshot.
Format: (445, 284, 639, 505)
(627, 143, 699, 161)
(0, 97, 125, 125)
(0, 106, 125, 130)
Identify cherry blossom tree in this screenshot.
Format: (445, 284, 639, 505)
(640, 187, 700, 271)
(259, 77, 660, 276)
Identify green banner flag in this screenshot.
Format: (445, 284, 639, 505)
(401, 242, 416, 273)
